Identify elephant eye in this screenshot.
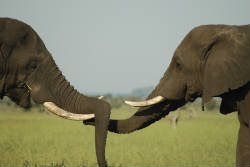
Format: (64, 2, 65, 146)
(176, 62, 181, 69)
(28, 61, 37, 71)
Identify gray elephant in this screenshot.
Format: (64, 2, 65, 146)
(85, 24, 250, 166)
(0, 18, 110, 167)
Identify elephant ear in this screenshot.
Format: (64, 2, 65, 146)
(202, 30, 250, 104)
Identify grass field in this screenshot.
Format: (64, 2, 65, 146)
(0, 104, 239, 167)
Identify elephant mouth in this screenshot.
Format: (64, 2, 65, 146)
(185, 91, 201, 103)
(5, 85, 31, 109)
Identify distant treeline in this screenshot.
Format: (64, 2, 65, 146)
(98, 93, 142, 109)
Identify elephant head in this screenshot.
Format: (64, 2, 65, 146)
(0, 18, 110, 167)
(84, 24, 250, 134)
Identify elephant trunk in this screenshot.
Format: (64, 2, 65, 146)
(27, 56, 110, 167)
(54, 75, 110, 167)
(108, 105, 168, 133)
(108, 99, 184, 134)
(107, 79, 186, 133)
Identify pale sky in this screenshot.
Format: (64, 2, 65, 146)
(1, 0, 249, 94)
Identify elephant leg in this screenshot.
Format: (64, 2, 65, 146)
(236, 89, 250, 167)
(236, 123, 250, 167)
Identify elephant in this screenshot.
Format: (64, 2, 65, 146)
(84, 24, 250, 166)
(0, 18, 111, 167)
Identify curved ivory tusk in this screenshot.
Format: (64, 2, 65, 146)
(43, 102, 95, 121)
(125, 96, 165, 107)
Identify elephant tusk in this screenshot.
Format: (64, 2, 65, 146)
(43, 102, 95, 121)
(125, 96, 165, 107)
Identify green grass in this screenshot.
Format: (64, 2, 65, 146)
(0, 105, 239, 167)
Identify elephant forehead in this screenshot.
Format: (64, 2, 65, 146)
(1, 21, 25, 42)
(173, 48, 199, 64)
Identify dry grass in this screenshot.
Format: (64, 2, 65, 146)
(0, 105, 239, 166)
